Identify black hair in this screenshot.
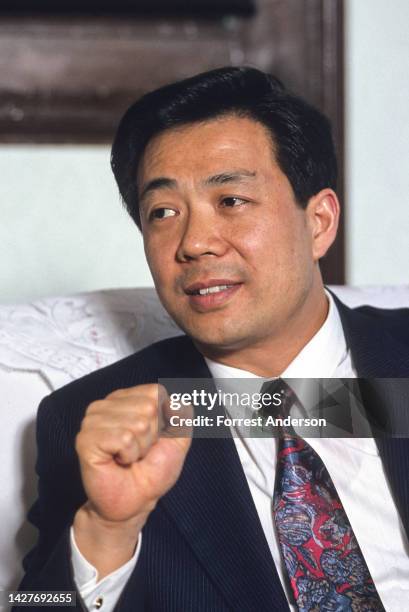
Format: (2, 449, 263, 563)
(111, 66, 337, 228)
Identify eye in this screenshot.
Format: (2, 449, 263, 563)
(149, 208, 177, 221)
(220, 196, 248, 208)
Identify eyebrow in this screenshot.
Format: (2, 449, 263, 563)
(203, 170, 257, 186)
(139, 177, 177, 202)
(139, 170, 257, 202)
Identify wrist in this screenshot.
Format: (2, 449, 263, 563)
(73, 502, 146, 578)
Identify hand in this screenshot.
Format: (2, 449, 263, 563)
(73, 384, 192, 576)
(76, 383, 192, 523)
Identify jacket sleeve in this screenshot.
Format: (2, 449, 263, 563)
(13, 378, 149, 612)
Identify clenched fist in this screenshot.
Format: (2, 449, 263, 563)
(73, 384, 192, 577)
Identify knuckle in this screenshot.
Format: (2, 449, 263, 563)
(141, 383, 159, 393)
(157, 384, 170, 404)
(142, 400, 158, 419)
(135, 417, 149, 433)
(121, 429, 135, 445)
(141, 383, 164, 400)
(81, 412, 99, 431)
(75, 431, 86, 455)
(157, 383, 168, 396)
(86, 399, 106, 415)
(106, 388, 128, 400)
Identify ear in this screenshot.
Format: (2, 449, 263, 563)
(306, 189, 340, 261)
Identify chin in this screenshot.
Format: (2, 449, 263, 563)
(182, 326, 232, 348)
(164, 302, 259, 350)
(184, 321, 256, 354)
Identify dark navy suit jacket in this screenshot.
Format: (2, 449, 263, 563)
(15, 296, 409, 611)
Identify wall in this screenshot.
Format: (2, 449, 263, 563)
(344, 0, 409, 284)
(1, 0, 409, 303)
(0, 146, 153, 303)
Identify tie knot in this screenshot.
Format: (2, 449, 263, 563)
(260, 378, 298, 419)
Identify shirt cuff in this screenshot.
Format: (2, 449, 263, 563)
(70, 526, 142, 611)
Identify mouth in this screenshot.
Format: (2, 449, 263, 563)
(184, 279, 243, 311)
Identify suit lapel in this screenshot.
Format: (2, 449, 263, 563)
(157, 337, 289, 611)
(333, 295, 409, 539)
(331, 291, 409, 378)
(161, 435, 289, 611)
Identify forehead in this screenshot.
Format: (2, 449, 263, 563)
(137, 115, 277, 187)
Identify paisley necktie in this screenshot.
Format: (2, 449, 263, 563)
(261, 379, 385, 612)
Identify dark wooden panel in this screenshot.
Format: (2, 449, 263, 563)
(0, 0, 255, 17)
(0, 15, 246, 142)
(320, 0, 344, 286)
(0, 0, 344, 282)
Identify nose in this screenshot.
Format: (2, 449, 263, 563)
(176, 207, 227, 262)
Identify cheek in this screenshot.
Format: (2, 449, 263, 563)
(229, 214, 272, 261)
(236, 214, 312, 285)
(233, 218, 288, 270)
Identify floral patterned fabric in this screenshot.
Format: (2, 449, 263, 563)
(270, 381, 385, 611)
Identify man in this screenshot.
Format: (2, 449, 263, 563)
(16, 67, 409, 611)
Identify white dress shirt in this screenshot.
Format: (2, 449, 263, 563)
(71, 292, 409, 611)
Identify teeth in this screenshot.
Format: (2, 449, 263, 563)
(197, 284, 231, 295)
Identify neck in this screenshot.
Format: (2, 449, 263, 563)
(196, 283, 329, 377)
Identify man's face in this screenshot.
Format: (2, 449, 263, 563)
(137, 115, 319, 354)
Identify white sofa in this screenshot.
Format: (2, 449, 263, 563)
(1, 285, 408, 593)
